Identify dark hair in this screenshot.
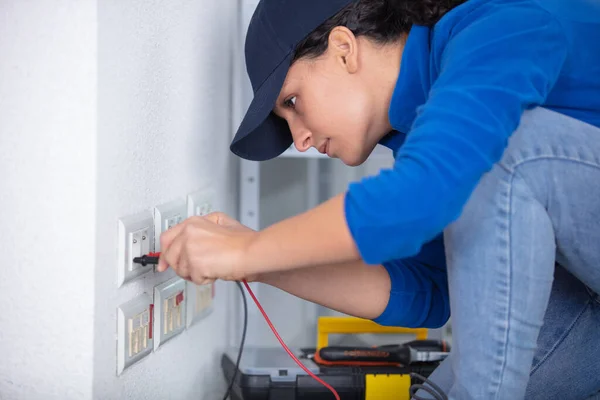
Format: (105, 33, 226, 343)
(292, 0, 466, 62)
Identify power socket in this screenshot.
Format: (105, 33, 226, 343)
(117, 211, 155, 287)
(153, 277, 187, 350)
(153, 199, 187, 252)
(117, 293, 154, 375)
(186, 281, 214, 328)
(187, 188, 215, 217)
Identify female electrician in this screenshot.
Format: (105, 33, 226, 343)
(158, 0, 600, 398)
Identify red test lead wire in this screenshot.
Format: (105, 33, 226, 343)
(133, 253, 340, 399)
(242, 280, 341, 400)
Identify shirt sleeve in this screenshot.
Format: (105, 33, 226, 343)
(373, 233, 449, 329)
(344, 5, 568, 264)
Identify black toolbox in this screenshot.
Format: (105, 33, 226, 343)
(221, 347, 440, 400)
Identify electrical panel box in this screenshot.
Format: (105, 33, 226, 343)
(187, 188, 214, 217)
(117, 293, 154, 375)
(186, 281, 214, 328)
(153, 277, 187, 350)
(153, 199, 187, 251)
(117, 211, 155, 287)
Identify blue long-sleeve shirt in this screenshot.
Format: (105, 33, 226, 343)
(354, 0, 600, 327)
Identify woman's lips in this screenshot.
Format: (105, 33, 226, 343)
(319, 140, 330, 155)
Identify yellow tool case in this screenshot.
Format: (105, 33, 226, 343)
(220, 317, 443, 400)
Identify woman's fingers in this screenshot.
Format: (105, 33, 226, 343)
(159, 216, 198, 254)
(205, 212, 239, 227)
(156, 212, 253, 284)
(158, 228, 185, 272)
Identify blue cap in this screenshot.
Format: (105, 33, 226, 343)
(230, 0, 355, 161)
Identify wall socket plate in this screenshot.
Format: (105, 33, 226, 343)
(117, 211, 155, 287)
(117, 293, 154, 375)
(186, 281, 214, 328)
(187, 188, 215, 217)
(153, 277, 187, 350)
(153, 199, 187, 251)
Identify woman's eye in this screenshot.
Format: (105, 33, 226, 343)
(284, 96, 296, 108)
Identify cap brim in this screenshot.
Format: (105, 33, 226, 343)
(230, 53, 293, 161)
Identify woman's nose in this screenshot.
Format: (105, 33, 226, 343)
(290, 123, 313, 152)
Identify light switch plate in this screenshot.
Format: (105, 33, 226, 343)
(187, 188, 214, 217)
(153, 199, 187, 251)
(117, 293, 154, 375)
(117, 211, 155, 287)
(186, 281, 214, 328)
(153, 277, 187, 350)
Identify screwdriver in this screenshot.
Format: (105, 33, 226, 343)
(315, 340, 450, 366)
(132, 252, 161, 266)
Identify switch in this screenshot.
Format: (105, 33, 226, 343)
(166, 215, 182, 230)
(186, 281, 214, 328)
(187, 188, 214, 217)
(117, 293, 153, 375)
(153, 277, 187, 350)
(153, 199, 187, 252)
(118, 211, 155, 287)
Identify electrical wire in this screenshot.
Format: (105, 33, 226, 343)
(222, 281, 248, 400)
(136, 253, 444, 399)
(241, 280, 341, 400)
(410, 372, 448, 400)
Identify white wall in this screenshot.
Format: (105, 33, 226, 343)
(0, 1, 97, 399)
(1, 0, 239, 399)
(95, 0, 238, 398)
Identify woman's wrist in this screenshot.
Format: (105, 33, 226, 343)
(240, 193, 361, 279)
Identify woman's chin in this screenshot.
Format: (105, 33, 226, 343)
(340, 152, 368, 167)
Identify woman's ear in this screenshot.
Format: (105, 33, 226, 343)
(327, 26, 359, 74)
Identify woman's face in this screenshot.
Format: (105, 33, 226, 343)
(273, 27, 405, 166)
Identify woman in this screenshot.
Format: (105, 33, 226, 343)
(158, 0, 600, 398)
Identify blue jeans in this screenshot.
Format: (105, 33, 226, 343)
(418, 108, 600, 399)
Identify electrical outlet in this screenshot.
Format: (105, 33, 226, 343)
(187, 188, 215, 217)
(186, 281, 214, 328)
(153, 199, 186, 251)
(117, 211, 155, 287)
(117, 294, 154, 375)
(153, 277, 187, 350)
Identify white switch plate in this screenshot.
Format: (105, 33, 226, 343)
(117, 211, 155, 287)
(117, 293, 154, 375)
(187, 188, 214, 217)
(186, 281, 214, 328)
(153, 277, 187, 350)
(153, 199, 187, 251)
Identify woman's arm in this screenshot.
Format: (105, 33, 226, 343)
(344, 6, 568, 265)
(257, 233, 450, 329)
(256, 260, 391, 320)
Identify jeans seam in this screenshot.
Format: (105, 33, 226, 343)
(585, 286, 600, 305)
(529, 299, 590, 375)
(506, 155, 600, 301)
(492, 153, 600, 398)
(489, 172, 514, 400)
(500, 154, 600, 174)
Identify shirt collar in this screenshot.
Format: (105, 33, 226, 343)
(379, 25, 433, 152)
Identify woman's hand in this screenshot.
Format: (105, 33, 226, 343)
(157, 212, 257, 285)
(157, 193, 359, 284)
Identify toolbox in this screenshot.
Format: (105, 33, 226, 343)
(221, 317, 445, 400)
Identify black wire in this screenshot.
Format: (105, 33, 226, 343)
(222, 282, 248, 400)
(410, 372, 448, 400)
(219, 284, 445, 400)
